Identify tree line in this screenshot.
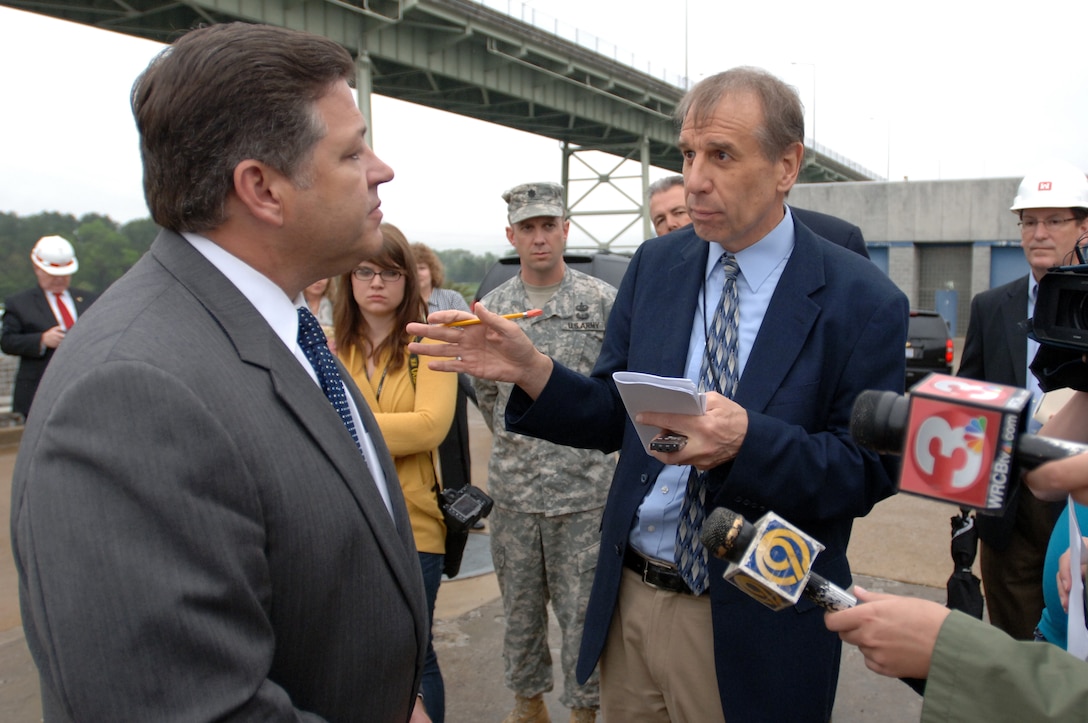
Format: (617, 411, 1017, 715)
(0, 212, 501, 303)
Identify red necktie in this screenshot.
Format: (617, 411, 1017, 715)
(54, 293, 75, 330)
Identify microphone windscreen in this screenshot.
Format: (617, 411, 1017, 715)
(850, 389, 909, 454)
(700, 507, 747, 562)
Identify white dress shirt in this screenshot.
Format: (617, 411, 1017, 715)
(182, 232, 395, 517)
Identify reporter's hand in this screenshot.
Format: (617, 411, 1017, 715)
(637, 392, 747, 471)
(1056, 536, 1088, 613)
(824, 586, 949, 680)
(1025, 452, 1088, 505)
(406, 302, 554, 399)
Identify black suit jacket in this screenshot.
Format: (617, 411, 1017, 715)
(1, 285, 97, 418)
(791, 206, 870, 259)
(958, 275, 1062, 547)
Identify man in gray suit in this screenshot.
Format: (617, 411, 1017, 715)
(11, 23, 430, 722)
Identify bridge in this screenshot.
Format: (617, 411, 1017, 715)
(2, 0, 880, 245)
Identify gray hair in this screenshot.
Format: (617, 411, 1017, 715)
(648, 175, 684, 201)
(674, 67, 804, 162)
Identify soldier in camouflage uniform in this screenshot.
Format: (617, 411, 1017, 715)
(476, 182, 617, 723)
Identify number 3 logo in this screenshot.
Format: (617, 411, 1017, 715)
(913, 415, 984, 490)
(931, 378, 1001, 402)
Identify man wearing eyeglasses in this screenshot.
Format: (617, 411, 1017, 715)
(474, 182, 617, 723)
(957, 160, 1088, 640)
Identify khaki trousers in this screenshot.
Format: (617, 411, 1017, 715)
(599, 567, 725, 722)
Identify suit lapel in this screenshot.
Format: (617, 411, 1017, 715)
(653, 231, 708, 376)
(734, 227, 824, 413)
(29, 288, 58, 328)
(1001, 276, 1030, 386)
(71, 289, 94, 314)
(148, 233, 423, 605)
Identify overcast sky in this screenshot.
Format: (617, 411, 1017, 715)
(3, 0, 1087, 254)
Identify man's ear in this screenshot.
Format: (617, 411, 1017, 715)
(776, 141, 804, 194)
(232, 160, 288, 227)
(505, 225, 516, 245)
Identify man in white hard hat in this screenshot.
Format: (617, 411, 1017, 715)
(1, 235, 97, 420)
(957, 160, 1088, 639)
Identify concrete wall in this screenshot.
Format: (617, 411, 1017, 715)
(790, 177, 1021, 243)
(790, 177, 1024, 312)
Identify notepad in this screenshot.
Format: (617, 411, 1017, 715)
(612, 371, 706, 451)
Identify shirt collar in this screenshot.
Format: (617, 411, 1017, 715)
(181, 232, 304, 350)
(704, 206, 795, 290)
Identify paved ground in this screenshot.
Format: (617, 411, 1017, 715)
(0, 399, 978, 722)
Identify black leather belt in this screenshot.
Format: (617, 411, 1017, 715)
(623, 548, 697, 595)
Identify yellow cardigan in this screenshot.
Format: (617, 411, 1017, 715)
(340, 339, 457, 554)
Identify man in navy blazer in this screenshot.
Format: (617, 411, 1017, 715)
(411, 67, 907, 721)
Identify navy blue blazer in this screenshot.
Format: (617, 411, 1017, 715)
(507, 223, 907, 721)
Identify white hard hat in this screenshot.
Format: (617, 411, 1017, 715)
(30, 235, 78, 276)
(1010, 161, 1088, 212)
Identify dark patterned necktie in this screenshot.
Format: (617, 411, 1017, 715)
(297, 307, 362, 454)
(676, 253, 741, 595)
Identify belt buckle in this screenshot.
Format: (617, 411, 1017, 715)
(640, 556, 682, 593)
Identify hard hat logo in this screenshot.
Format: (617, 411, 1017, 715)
(31, 235, 79, 276)
(1039, 181, 1052, 191)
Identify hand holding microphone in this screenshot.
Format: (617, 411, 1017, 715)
(700, 506, 929, 694)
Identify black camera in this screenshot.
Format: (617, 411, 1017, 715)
(1027, 263, 1088, 392)
(439, 485, 494, 532)
(1030, 264, 1088, 350)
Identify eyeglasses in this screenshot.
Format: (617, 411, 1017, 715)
(352, 267, 403, 282)
(1018, 218, 1080, 233)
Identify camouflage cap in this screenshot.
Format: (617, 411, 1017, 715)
(502, 182, 566, 224)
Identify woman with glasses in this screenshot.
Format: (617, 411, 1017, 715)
(334, 223, 456, 723)
(412, 241, 483, 541)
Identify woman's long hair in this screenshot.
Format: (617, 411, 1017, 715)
(334, 223, 426, 372)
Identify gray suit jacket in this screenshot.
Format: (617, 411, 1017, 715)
(11, 231, 427, 722)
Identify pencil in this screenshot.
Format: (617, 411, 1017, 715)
(443, 309, 543, 327)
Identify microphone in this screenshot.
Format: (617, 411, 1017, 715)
(851, 373, 1088, 511)
(700, 506, 856, 612)
(701, 507, 930, 697)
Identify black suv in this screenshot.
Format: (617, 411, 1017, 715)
(473, 251, 632, 303)
(906, 310, 954, 387)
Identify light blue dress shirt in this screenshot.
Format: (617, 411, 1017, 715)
(629, 210, 795, 562)
(1026, 280, 1044, 433)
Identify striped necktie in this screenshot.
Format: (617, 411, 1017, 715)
(676, 252, 741, 595)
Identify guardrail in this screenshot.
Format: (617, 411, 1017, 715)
(0, 353, 17, 421)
